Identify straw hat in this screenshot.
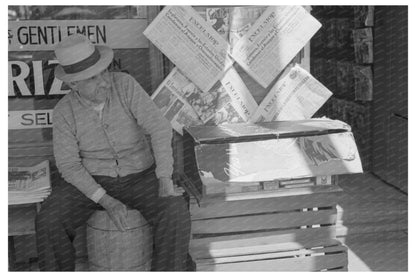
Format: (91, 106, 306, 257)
(54, 34, 113, 82)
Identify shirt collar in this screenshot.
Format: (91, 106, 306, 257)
(74, 88, 110, 109)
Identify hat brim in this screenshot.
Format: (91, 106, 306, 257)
(55, 45, 114, 82)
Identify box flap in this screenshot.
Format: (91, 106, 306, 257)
(185, 118, 351, 144)
(194, 131, 363, 183)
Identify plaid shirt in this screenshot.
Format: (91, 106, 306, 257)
(53, 72, 173, 201)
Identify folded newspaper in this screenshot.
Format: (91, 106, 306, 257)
(8, 160, 51, 205)
(250, 64, 332, 122)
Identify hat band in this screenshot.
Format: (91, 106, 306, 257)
(62, 48, 101, 74)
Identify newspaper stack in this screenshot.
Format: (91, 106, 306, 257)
(8, 160, 51, 205)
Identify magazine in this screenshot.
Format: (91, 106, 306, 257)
(353, 28, 373, 64)
(206, 7, 230, 42)
(354, 65, 373, 101)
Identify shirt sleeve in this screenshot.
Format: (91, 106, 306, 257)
(53, 104, 107, 200)
(122, 74, 174, 179)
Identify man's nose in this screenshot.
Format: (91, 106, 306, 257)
(97, 74, 109, 88)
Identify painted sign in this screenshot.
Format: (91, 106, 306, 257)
(9, 109, 54, 130)
(9, 19, 149, 51)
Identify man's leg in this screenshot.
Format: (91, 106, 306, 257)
(35, 177, 99, 271)
(116, 171, 191, 271)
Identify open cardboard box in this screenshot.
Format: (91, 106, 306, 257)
(182, 118, 363, 203)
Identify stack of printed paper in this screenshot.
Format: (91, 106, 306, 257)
(8, 160, 51, 205)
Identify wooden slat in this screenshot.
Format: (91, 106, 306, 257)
(191, 208, 337, 234)
(196, 244, 347, 265)
(336, 218, 408, 237)
(198, 185, 343, 206)
(197, 252, 348, 271)
(193, 238, 342, 260)
(337, 204, 407, 225)
(191, 226, 337, 259)
(191, 192, 338, 220)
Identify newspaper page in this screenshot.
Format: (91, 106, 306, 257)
(9, 160, 51, 204)
(250, 64, 332, 122)
(231, 6, 322, 88)
(143, 6, 233, 92)
(165, 67, 258, 125)
(151, 79, 203, 135)
(228, 6, 267, 51)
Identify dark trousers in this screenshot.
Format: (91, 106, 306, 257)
(35, 168, 191, 271)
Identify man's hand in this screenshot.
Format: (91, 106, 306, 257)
(98, 194, 128, 232)
(158, 177, 184, 197)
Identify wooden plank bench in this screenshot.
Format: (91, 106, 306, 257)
(189, 185, 348, 271)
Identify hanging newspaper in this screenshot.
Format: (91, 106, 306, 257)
(9, 160, 51, 205)
(231, 6, 321, 88)
(159, 67, 258, 126)
(250, 64, 332, 122)
(151, 80, 203, 135)
(228, 6, 267, 52)
(144, 6, 233, 92)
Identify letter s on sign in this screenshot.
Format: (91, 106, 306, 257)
(21, 113, 34, 126)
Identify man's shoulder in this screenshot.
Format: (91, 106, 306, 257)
(111, 71, 135, 84)
(111, 71, 146, 96)
(53, 92, 76, 115)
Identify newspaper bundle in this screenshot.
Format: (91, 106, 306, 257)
(153, 66, 258, 131)
(250, 64, 332, 122)
(230, 6, 321, 88)
(143, 6, 233, 92)
(8, 160, 51, 205)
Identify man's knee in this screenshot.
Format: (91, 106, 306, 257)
(36, 195, 66, 229)
(160, 196, 190, 219)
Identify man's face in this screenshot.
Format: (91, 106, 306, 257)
(69, 70, 111, 105)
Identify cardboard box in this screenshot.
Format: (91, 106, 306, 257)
(183, 118, 363, 200)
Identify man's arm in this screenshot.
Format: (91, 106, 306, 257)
(122, 75, 180, 196)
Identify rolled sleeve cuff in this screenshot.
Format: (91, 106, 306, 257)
(90, 187, 107, 203)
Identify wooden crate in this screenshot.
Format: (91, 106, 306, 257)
(189, 185, 348, 271)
